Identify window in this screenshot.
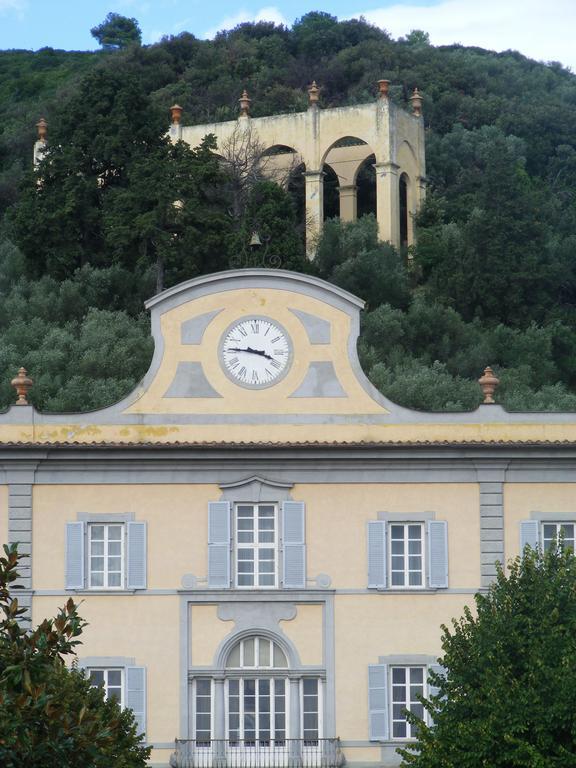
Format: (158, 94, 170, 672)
(89, 668, 124, 707)
(302, 679, 320, 743)
(89, 523, 124, 588)
(542, 522, 575, 552)
(65, 519, 146, 591)
(390, 666, 425, 739)
(195, 679, 212, 744)
(235, 504, 278, 588)
(389, 524, 424, 588)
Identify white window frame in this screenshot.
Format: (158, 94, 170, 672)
(225, 677, 289, 743)
(541, 521, 575, 552)
(301, 678, 323, 744)
(88, 522, 125, 590)
(389, 665, 427, 740)
(88, 667, 125, 708)
(234, 503, 279, 589)
(193, 678, 214, 742)
(388, 522, 425, 589)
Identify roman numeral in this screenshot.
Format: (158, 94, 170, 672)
(270, 360, 281, 369)
(271, 336, 280, 343)
(239, 366, 246, 378)
(250, 321, 259, 333)
(239, 327, 248, 337)
(273, 349, 286, 355)
(252, 371, 259, 382)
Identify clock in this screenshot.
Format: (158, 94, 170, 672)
(220, 316, 292, 389)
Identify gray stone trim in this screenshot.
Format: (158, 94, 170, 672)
(530, 511, 576, 521)
(323, 594, 336, 738)
(214, 608, 300, 668)
(33, 586, 481, 596)
(219, 475, 293, 502)
(180, 596, 189, 739)
(289, 362, 346, 398)
(289, 309, 331, 344)
(78, 512, 134, 523)
(78, 656, 136, 668)
(479, 476, 504, 587)
(164, 362, 222, 398)
(377, 511, 435, 522)
(181, 310, 223, 345)
(7, 468, 36, 627)
(377, 654, 438, 665)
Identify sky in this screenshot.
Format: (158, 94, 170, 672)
(0, 0, 575, 72)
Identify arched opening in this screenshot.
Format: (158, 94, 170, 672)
(355, 154, 376, 219)
(399, 173, 409, 250)
(287, 162, 306, 244)
(322, 163, 339, 221)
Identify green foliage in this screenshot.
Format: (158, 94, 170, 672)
(90, 13, 142, 49)
(400, 544, 576, 766)
(0, 544, 150, 767)
(1, 19, 576, 411)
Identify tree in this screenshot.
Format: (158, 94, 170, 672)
(0, 544, 150, 767)
(400, 544, 576, 767)
(90, 13, 142, 49)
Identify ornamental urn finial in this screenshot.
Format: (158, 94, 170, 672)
(478, 366, 500, 405)
(36, 117, 48, 142)
(377, 79, 390, 99)
(11, 367, 33, 406)
(239, 89, 251, 117)
(308, 81, 320, 106)
(170, 104, 183, 124)
(410, 87, 423, 117)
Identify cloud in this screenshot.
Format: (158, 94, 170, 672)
(0, 0, 26, 16)
(350, 0, 576, 71)
(203, 6, 289, 39)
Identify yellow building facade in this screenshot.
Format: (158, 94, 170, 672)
(1, 269, 575, 767)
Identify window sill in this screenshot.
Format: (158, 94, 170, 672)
(66, 588, 140, 595)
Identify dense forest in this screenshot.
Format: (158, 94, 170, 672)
(1, 11, 576, 412)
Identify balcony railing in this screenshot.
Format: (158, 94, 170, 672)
(170, 738, 344, 768)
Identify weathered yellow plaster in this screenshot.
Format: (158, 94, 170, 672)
(279, 603, 323, 666)
(190, 604, 232, 666)
(297, 483, 480, 589)
(504, 483, 576, 560)
(32, 484, 217, 589)
(34, 595, 179, 744)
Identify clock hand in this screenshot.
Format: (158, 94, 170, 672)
(227, 346, 274, 361)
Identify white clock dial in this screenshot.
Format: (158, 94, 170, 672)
(220, 317, 292, 388)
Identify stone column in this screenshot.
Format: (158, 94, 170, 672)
(213, 676, 226, 767)
(374, 161, 400, 249)
(304, 171, 324, 259)
(288, 677, 302, 767)
(338, 185, 357, 222)
(7, 464, 37, 630)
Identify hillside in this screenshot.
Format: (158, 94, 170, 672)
(1, 12, 576, 412)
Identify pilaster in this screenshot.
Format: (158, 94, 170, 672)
(7, 464, 37, 628)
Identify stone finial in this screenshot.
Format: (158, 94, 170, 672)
(377, 79, 390, 99)
(11, 367, 33, 406)
(238, 89, 251, 117)
(170, 104, 183, 124)
(410, 87, 423, 117)
(478, 366, 500, 405)
(308, 81, 320, 107)
(36, 117, 48, 142)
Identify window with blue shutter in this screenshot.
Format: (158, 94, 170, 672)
(427, 520, 448, 588)
(65, 521, 85, 589)
(127, 522, 147, 589)
(208, 501, 231, 588)
(126, 666, 147, 739)
(367, 521, 387, 588)
(368, 664, 389, 741)
(282, 501, 306, 588)
(520, 520, 539, 552)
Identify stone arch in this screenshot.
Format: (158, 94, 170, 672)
(320, 136, 375, 224)
(354, 154, 377, 220)
(214, 627, 302, 671)
(260, 144, 303, 189)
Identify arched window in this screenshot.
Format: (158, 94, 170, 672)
(399, 173, 409, 249)
(226, 636, 288, 669)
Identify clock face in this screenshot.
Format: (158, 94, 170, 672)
(220, 317, 292, 389)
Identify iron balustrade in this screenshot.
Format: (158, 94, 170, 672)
(170, 738, 344, 768)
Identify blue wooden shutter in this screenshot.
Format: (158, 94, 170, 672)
(282, 501, 306, 588)
(208, 502, 231, 588)
(520, 520, 539, 552)
(368, 664, 389, 741)
(427, 520, 448, 588)
(126, 666, 146, 739)
(367, 521, 387, 588)
(65, 521, 85, 589)
(127, 522, 147, 589)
